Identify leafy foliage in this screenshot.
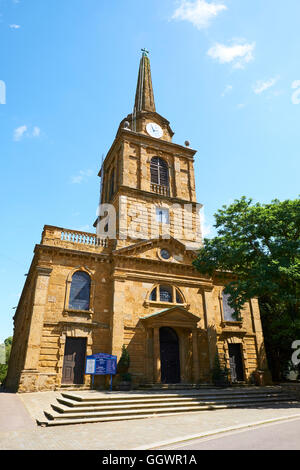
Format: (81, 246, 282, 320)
(211, 352, 229, 386)
(0, 336, 13, 384)
(117, 345, 130, 374)
(193, 197, 300, 380)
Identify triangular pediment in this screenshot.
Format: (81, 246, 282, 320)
(113, 237, 198, 265)
(140, 305, 200, 327)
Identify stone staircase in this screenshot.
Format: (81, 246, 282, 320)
(37, 386, 299, 427)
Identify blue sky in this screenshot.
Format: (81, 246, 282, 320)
(0, 0, 299, 342)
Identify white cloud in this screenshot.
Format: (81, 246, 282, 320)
(71, 169, 93, 184)
(253, 76, 280, 94)
(13, 125, 27, 141)
(9, 24, 20, 29)
(221, 84, 233, 97)
(200, 208, 213, 239)
(32, 126, 40, 137)
(172, 0, 227, 29)
(207, 41, 255, 69)
(13, 124, 41, 141)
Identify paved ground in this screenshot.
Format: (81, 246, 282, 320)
(157, 417, 300, 450)
(1, 390, 300, 450)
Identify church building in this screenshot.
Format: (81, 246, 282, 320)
(6, 52, 269, 392)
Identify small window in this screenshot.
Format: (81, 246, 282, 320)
(160, 249, 170, 260)
(160, 286, 173, 303)
(149, 285, 184, 304)
(150, 287, 157, 301)
(176, 289, 184, 304)
(69, 271, 91, 311)
(156, 208, 169, 224)
(222, 293, 237, 322)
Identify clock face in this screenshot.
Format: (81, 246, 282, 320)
(146, 122, 163, 139)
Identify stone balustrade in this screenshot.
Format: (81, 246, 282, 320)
(41, 225, 108, 251)
(150, 183, 170, 197)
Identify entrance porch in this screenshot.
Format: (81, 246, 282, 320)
(141, 306, 201, 384)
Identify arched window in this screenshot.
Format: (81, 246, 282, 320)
(150, 157, 169, 187)
(149, 285, 184, 304)
(69, 271, 91, 311)
(222, 292, 237, 322)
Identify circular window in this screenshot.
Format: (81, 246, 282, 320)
(160, 249, 171, 260)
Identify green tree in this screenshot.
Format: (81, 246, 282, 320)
(193, 197, 300, 381)
(117, 345, 130, 374)
(0, 336, 13, 384)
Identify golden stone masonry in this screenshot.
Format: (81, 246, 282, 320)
(5, 52, 270, 392)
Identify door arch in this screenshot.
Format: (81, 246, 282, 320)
(159, 327, 180, 383)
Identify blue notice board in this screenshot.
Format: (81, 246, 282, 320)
(85, 353, 117, 376)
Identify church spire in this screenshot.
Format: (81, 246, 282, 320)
(134, 49, 156, 113)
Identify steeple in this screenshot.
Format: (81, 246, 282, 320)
(134, 49, 156, 113)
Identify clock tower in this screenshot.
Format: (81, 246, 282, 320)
(97, 50, 202, 250)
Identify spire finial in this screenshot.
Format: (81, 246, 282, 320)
(134, 49, 156, 113)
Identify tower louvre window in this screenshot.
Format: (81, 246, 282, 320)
(150, 157, 169, 187)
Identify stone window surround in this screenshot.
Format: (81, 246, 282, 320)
(144, 283, 189, 309)
(223, 336, 248, 382)
(63, 266, 96, 318)
(218, 288, 243, 326)
(157, 247, 172, 261)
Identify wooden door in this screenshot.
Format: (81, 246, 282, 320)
(160, 327, 180, 384)
(62, 338, 87, 384)
(228, 344, 244, 382)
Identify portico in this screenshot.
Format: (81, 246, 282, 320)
(141, 306, 201, 384)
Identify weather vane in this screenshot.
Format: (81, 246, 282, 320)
(141, 48, 149, 57)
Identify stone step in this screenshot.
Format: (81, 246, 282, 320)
(52, 395, 293, 414)
(38, 386, 297, 427)
(39, 398, 298, 426)
(56, 392, 291, 409)
(60, 387, 285, 403)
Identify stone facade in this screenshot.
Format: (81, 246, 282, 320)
(5, 53, 270, 392)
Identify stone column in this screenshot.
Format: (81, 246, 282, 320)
(153, 327, 161, 383)
(202, 287, 217, 369)
(192, 329, 200, 383)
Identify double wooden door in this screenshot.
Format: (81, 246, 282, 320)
(62, 338, 87, 384)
